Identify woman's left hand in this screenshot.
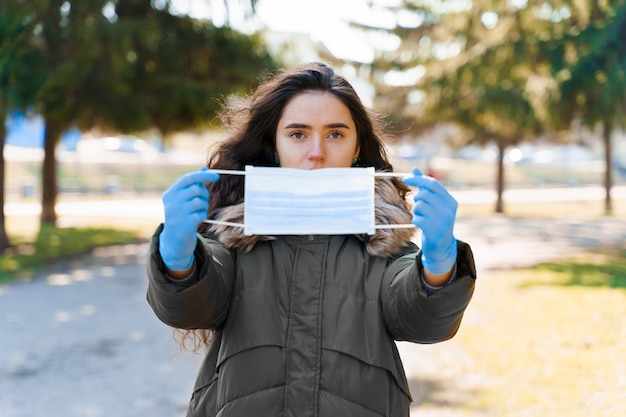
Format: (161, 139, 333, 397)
(402, 167, 458, 275)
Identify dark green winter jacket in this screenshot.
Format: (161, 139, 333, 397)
(147, 179, 476, 417)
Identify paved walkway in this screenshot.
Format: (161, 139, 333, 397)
(0, 247, 199, 417)
(1, 216, 625, 417)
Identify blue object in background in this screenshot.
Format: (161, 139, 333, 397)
(4, 111, 81, 151)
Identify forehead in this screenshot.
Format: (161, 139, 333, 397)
(280, 91, 355, 125)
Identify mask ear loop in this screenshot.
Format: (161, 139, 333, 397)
(201, 169, 418, 231)
(202, 169, 246, 228)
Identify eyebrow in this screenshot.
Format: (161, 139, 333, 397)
(283, 123, 351, 129)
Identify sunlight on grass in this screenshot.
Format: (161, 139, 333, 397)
(529, 249, 626, 289)
(0, 224, 142, 284)
(452, 254, 626, 417)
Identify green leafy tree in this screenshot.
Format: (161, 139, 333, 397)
(419, 1, 557, 213)
(0, 0, 46, 250)
(547, 1, 626, 214)
(96, 3, 276, 138)
(352, 0, 552, 213)
(25, 0, 113, 224)
(351, 0, 624, 214)
(7, 0, 276, 226)
(423, 56, 543, 213)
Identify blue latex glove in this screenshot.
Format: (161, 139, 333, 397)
(402, 167, 458, 275)
(159, 168, 220, 271)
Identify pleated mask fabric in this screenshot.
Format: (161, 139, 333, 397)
(242, 166, 376, 236)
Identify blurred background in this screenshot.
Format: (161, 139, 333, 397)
(3, 0, 626, 228)
(1, 1, 625, 416)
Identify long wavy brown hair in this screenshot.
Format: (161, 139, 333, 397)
(177, 62, 411, 352)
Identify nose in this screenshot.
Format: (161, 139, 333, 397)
(307, 137, 326, 162)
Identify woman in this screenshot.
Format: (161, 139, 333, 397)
(147, 62, 476, 417)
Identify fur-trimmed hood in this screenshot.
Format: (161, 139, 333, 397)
(203, 177, 415, 258)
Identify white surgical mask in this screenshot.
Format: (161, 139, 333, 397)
(203, 166, 414, 236)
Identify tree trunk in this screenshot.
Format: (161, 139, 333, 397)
(41, 120, 63, 225)
(602, 122, 613, 215)
(0, 118, 11, 251)
(495, 141, 506, 214)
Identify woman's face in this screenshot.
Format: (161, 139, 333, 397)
(275, 91, 359, 169)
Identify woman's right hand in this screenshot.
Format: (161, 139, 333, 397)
(159, 168, 220, 271)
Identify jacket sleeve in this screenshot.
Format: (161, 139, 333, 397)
(381, 240, 476, 344)
(146, 224, 235, 331)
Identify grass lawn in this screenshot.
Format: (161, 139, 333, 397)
(0, 223, 144, 284)
(427, 249, 626, 417)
